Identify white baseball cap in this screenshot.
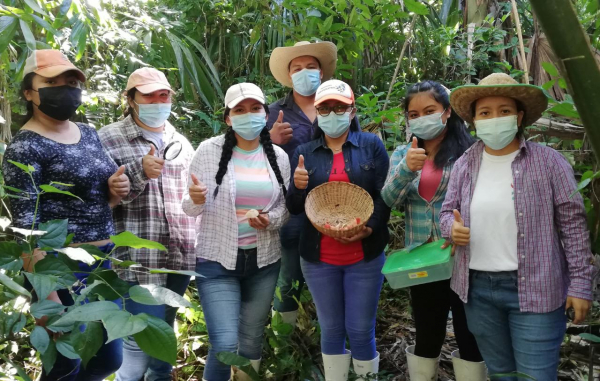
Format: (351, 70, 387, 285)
(224, 83, 266, 109)
(314, 79, 354, 106)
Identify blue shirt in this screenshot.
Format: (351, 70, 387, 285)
(286, 127, 391, 262)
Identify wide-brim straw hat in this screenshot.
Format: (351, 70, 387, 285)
(451, 73, 548, 127)
(269, 41, 337, 88)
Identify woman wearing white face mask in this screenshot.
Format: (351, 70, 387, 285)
(98, 67, 197, 381)
(182, 83, 290, 381)
(381, 81, 483, 381)
(439, 73, 596, 380)
(286, 80, 390, 380)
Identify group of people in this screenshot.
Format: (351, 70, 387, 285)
(5, 40, 595, 381)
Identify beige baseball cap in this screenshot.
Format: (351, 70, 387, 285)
(126, 67, 174, 94)
(23, 50, 86, 82)
(314, 79, 355, 106)
(224, 83, 266, 109)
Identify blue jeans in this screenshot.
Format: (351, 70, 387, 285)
(300, 253, 385, 361)
(196, 249, 280, 381)
(115, 274, 190, 381)
(274, 215, 306, 312)
(464, 271, 567, 380)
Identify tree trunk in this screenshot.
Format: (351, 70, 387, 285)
(529, 0, 600, 162)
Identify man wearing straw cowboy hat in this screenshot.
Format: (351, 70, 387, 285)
(267, 40, 339, 328)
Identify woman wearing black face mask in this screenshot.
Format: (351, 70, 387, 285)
(3, 50, 128, 380)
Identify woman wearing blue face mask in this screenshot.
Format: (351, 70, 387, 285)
(381, 81, 483, 380)
(440, 73, 595, 380)
(286, 80, 390, 380)
(98, 67, 197, 381)
(182, 83, 290, 381)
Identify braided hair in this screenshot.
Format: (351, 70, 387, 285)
(213, 125, 288, 199)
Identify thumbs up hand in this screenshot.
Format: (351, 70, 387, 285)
(108, 165, 130, 199)
(406, 137, 427, 172)
(142, 144, 165, 179)
(294, 154, 309, 190)
(450, 209, 470, 247)
(270, 110, 293, 145)
(189, 174, 208, 205)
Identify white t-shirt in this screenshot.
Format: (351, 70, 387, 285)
(469, 149, 520, 271)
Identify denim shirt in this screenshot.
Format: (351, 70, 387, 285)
(286, 127, 391, 262)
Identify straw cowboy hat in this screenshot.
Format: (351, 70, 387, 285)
(269, 41, 337, 88)
(450, 73, 548, 127)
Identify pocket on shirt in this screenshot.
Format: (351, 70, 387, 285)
(359, 160, 375, 171)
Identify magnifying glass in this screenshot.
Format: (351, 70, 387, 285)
(150, 141, 183, 161)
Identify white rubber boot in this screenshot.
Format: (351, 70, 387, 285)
(406, 345, 439, 381)
(232, 358, 260, 381)
(451, 350, 487, 381)
(353, 352, 379, 380)
(323, 350, 352, 381)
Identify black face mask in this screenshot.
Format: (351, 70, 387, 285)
(32, 86, 82, 121)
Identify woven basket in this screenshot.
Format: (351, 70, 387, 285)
(305, 182, 374, 239)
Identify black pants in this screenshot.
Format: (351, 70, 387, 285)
(410, 279, 483, 361)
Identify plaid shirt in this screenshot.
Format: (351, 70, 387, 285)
(182, 135, 290, 270)
(381, 144, 453, 251)
(98, 115, 197, 286)
(440, 139, 596, 313)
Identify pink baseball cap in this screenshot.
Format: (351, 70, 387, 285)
(314, 79, 355, 106)
(126, 67, 174, 94)
(23, 50, 86, 82)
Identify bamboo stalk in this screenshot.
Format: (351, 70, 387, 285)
(382, 13, 418, 112)
(529, 0, 600, 162)
(511, 0, 529, 83)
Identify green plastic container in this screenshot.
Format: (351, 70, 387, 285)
(382, 240, 454, 289)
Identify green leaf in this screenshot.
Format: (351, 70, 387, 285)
(56, 335, 80, 359)
(132, 314, 177, 365)
(0, 272, 31, 297)
(20, 20, 36, 50)
(111, 231, 167, 251)
(404, 0, 429, 15)
(87, 270, 130, 300)
(30, 300, 65, 319)
(39, 185, 82, 201)
(7, 160, 35, 174)
(53, 247, 96, 265)
(541, 61, 559, 77)
(40, 340, 57, 374)
(34, 256, 77, 287)
(216, 352, 251, 367)
(31, 325, 50, 354)
(548, 102, 580, 119)
(542, 79, 555, 90)
(129, 284, 191, 308)
(0, 354, 33, 381)
(59, 0, 72, 15)
(23, 0, 47, 15)
(32, 15, 62, 37)
(147, 268, 202, 277)
(103, 311, 148, 342)
(71, 322, 103, 368)
(52, 301, 120, 326)
(0, 17, 19, 54)
(322, 15, 333, 32)
(38, 219, 69, 249)
(25, 273, 58, 301)
(0, 242, 23, 260)
(579, 333, 600, 343)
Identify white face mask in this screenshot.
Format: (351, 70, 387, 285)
(408, 110, 447, 140)
(134, 101, 171, 128)
(474, 115, 519, 150)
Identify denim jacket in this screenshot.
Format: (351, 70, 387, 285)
(286, 127, 391, 262)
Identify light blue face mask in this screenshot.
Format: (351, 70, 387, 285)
(291, 69, 321, 96)
(230, 112, 266, 141)
(474, 115, 519, 150)
(408, 110, 447, 140)
(134, 102, 171, 128)
(318, 111, 351, 139)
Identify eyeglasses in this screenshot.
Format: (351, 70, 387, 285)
(315, 105, 354, 116)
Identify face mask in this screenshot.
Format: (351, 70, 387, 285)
(318, 111, 351, 139)
(134, 102, 171, 128)
(474, 115, 519, 150)
(33, 86, 82, 121)
(409, 110, 447, 140)
(230, 112, 266, 140)
(291, 69, 321, 96)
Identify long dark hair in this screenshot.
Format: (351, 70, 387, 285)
(20, 73, 36, 123)
(405, 80, 475, 169)
(312, 110, 360, 140)
(213, 123, 288, 199)
(124, 88, 137, 117)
